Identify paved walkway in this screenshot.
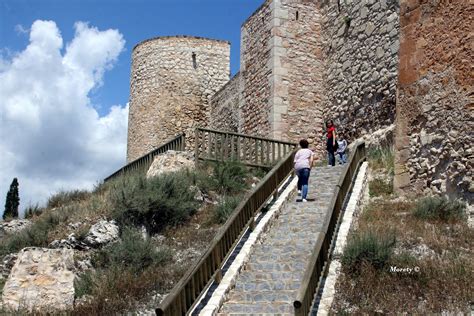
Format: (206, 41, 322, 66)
(218, 166, 344, 315)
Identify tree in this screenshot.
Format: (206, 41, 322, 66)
(4, 178, 20, 220)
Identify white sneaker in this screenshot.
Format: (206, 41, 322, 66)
(302, 199, 308, 202)
(298, 190, 302, 196)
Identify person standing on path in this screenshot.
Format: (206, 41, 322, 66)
(326, 120, 337, 167)
(336, 133, 348, 164)
(294, 139, 314, 202)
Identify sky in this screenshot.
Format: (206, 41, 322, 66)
(0, 0, 263, 215)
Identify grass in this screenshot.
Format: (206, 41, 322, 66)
(367, 146, 394, 175)
(47, 189, 91, 209)
(413, 196, 466, 221)
(342, 231, 396, 274)
(334, 197, 474, 313)
(214, 195, 242, 224)
(368, 178, 393, 197)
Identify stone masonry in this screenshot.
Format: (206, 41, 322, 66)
(394, 0, 473, 202)
(127, 36, 230, 162)
(209, 73, 242, 133)
(321, 0, 400, 140)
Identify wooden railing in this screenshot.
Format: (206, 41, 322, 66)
(293, 141, 366, 315)
(156, 148, 297, 316)
(195, 127, 296, 168)
(103, 134, 186, 182)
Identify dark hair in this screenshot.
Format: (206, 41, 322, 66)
(299, 139, 309, 148)
(326, 120, 334, 128)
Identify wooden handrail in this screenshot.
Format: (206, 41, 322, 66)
(156, 148, 297, 316)
(293, 141, 366, 315)
(195, 128, 297, 168)
(103, 133, 186, 182)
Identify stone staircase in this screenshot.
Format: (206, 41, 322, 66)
(217, 165, 344, 315)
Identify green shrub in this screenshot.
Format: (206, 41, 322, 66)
(367, 147, 394, 174)
(0, 206, 73, 256)
(47, 189, 90, 208)
(24, 204, 43, 219)
(214, 195, 242, 224)
(74, 271, 95, 298)
(110, 172, 200, 234)
(93, 227, 170, 272)
(342, 231, 396, 274)
(413, 196, 466, 221)
(206, 161, 249, 194)
(369, 178, 393, 197)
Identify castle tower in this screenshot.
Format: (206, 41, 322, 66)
(127, 36, 230, 162)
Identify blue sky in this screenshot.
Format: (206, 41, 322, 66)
(1, 0, 262, 116)
(0, 0, 263, 213)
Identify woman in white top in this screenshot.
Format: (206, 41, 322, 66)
(293, 139, 314, 202)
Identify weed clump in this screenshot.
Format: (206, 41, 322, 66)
(367, 146, 394, 174)
(214, 196, 242, 224)
(368, 178, 393, 197)
(200, 161, 249, 194)
(342, 231, 396, 274)
(413, 196, 466, 221)
(47, 189, 90, 208)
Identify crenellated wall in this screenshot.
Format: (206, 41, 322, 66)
(394, 0, 473, 202)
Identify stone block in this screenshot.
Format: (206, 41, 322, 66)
(2, 248, 75, 312)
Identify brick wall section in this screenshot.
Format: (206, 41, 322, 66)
(320, 0, 400, 140)
(209, 72, 242, 132)
(126, 36, 230, 162)
(240, 1, 273, 137)
(394, 0, 473, 201)
(277, 0, 325, 155)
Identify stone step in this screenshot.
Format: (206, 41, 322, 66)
(217, 302, 293, 314)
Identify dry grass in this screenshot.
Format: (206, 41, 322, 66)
(332, 198, 474, 314)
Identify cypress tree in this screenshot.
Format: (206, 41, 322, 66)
(3, 178, 19, 220)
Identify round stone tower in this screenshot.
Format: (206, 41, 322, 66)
(127, 35, 230, 162)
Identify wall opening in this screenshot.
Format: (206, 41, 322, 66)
(192, 52, 197, 69)
(296, 11, 299, 21)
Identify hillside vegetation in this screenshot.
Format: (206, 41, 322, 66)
(0, 161, 264, 314)
(332, 147, 473, 313)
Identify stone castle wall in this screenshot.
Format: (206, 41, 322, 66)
(239, 1, 273, 137)
(320, 0, 400, 140)
(209, 72, 242, 133)
(126, 36, 230, 162)
(394, 0, 473, 202)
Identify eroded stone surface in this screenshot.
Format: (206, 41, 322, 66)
(146, 150, 194, 179)
(84, 220, 119, 247)
(0, 219, 31, 235)
(2, 247, 75, 312)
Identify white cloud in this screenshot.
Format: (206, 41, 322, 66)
(14, 24, 29, 35)
(0, 20, 128, 214)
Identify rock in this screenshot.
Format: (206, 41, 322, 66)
(0, 254, 18, 279)
(0, 219, 31, 235)
(146, 150, 195, 179)
(2, 248, 75, 312)
(84, 220, 119, 247)
(49, 233, 90, 250)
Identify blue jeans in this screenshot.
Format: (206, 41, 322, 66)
(296, 168, 310, 199)
(338, 152, 347, 164)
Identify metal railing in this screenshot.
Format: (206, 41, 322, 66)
(156, 148, 297, 316)
(293, 141, 366, 315)
(195, 127, 296, 168)
(103, 134, 186, 182)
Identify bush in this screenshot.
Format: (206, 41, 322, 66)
(214, 195, 242, 224)
(0, 206, 73, 256)
(24, 204, 43, 219)
(342, 231, 396, 274)
(369, 178, 393, 197)
(367, 147, 394, 174)
(93, 227, 170, 272)
(74, 271, 95, 298)
(413, 196, 466, 221)
(206, 161, 249, 194)
(47, 189, 90, 208)
(110, 172, 200, 234)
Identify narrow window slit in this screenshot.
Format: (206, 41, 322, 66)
(296, 11, 299, 21)
(192, 52, 197, 69)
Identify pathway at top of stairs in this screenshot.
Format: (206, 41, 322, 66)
(218, 165, 344, 315)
